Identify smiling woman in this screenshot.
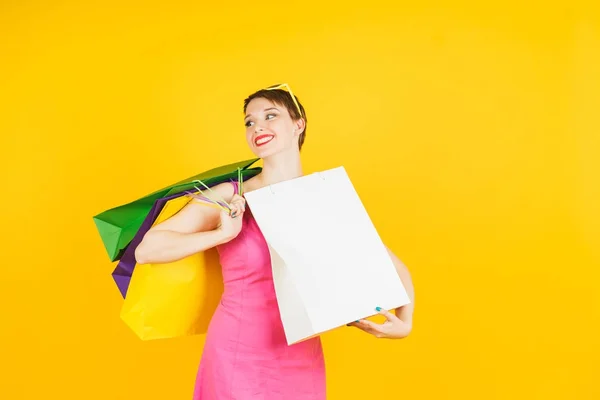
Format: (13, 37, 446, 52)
(190, 85, 326, 399)
(243, 83, 308, 153)
(134, 83, 414, 400)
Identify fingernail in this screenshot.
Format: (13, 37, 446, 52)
(375, 307, 381, 311)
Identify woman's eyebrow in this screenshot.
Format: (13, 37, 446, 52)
(245, 107, 279, 120)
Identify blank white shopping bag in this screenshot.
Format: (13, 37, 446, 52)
(244, 166, 411, 345)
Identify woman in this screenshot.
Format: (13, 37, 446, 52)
(134, 84, 415, 399)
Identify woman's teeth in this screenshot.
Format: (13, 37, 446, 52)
(255, 136, 274, 146)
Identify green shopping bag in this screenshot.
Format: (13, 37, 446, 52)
(93, 158, 261, 261)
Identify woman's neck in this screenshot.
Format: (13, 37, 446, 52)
(258, 150, 303, 187)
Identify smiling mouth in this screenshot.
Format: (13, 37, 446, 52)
(255, 135, 274, 146)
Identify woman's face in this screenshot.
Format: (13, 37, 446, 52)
(244, 97, 300, 158)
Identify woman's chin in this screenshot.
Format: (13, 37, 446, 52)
(251, 142, 296, 159)
(253, 145, 278, 159)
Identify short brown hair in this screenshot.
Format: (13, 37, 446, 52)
(243, 87, 307, 150)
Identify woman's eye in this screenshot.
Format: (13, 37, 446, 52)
(245, 114, 276, 127)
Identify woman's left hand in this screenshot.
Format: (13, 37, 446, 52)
(348, 307, 412, 339)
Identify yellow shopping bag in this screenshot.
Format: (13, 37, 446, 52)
(120, 195, 223, 340)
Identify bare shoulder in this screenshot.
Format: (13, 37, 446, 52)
(149, 181, 238, 234)
(195, 180, 238, 203)
(181, 180, 239, 216)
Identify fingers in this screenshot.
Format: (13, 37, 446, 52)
(229, 196, 246, 218)
(230, 206, 241, 218)
(231, 194, 246, 205)
(231, 195, 246, 208)
(375, 306, 398, 322)
(346, 308, 407, 340)
(349, 320, 387, 338)
(357, 319, 385, 333)
(347, 307, 396, 338)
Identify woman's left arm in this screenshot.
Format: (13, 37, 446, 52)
(349, 246, 415, 339)
(387, 246, 415, 325)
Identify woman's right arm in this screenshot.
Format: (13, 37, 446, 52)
(134, 183, 238, 265)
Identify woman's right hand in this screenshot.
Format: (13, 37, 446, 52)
(217, 194, 246, 241)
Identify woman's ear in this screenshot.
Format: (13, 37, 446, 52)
(294, 119, 305, 135)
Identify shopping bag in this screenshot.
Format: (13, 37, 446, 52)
(111, 190, 187, 298)
(119, 194, 224, 340)
(112, 163, 241, 299)
(244, 166, 411, 345)
(93, 157, 260, 261)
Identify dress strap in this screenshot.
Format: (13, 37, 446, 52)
(230, 180, 239, 196)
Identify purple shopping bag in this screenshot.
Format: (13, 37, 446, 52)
(111, 190, 188, 298)
(112, 173, 253, 298)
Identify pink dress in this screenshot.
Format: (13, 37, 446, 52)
(193, 181, 326, 399)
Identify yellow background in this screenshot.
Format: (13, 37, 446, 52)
(1, 1, 598, 399)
